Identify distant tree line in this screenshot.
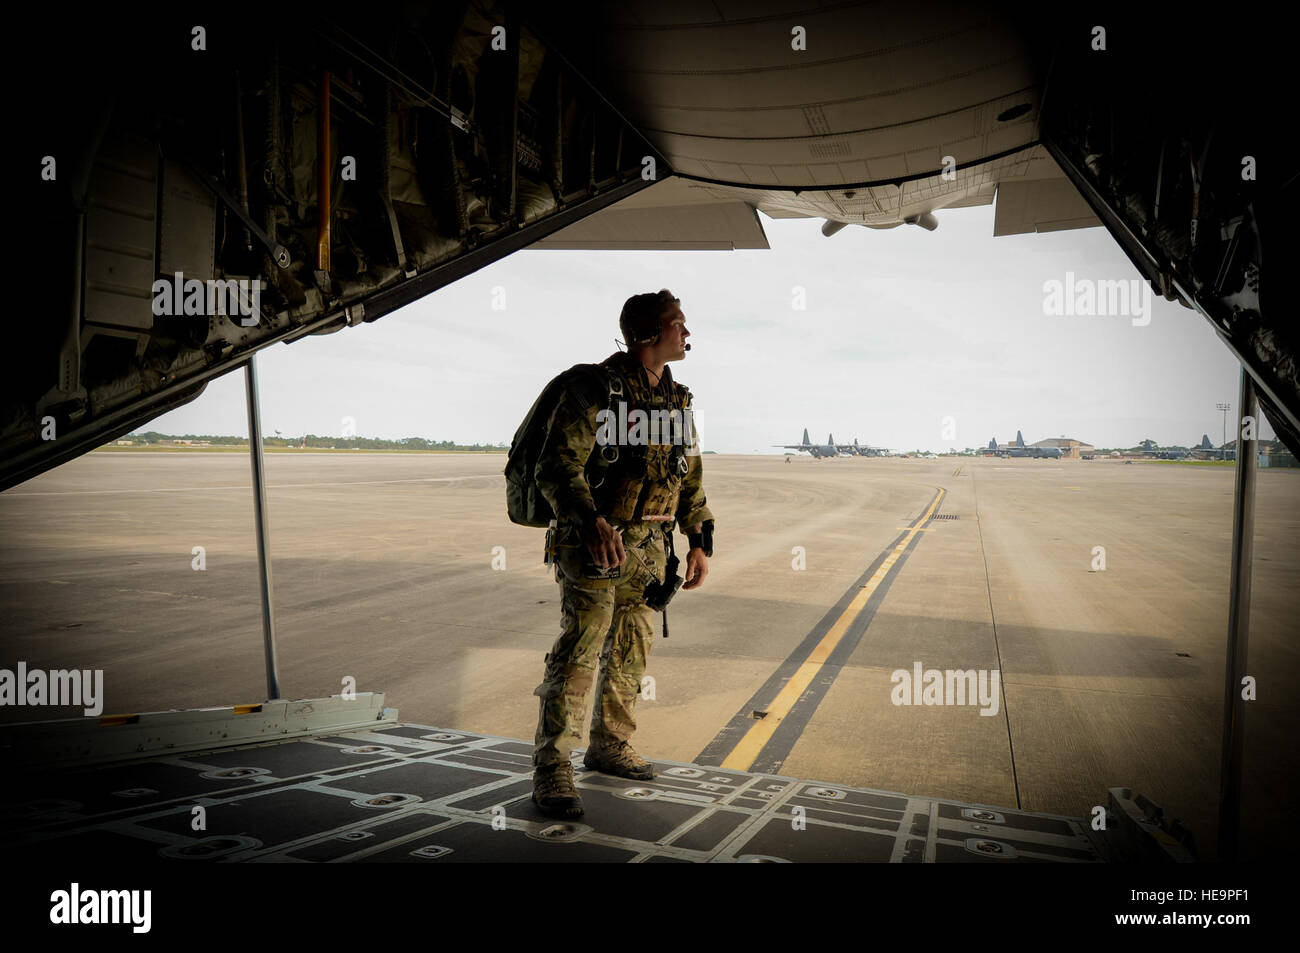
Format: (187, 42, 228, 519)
(127, 431, 507, 451)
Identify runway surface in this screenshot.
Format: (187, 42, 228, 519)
(2, 450, 1296, 858)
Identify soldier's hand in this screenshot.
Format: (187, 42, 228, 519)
(582, 516, 626, 569)
(683, 547, 709, 590)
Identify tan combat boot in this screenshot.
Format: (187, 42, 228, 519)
(532, 761, 584, 818)
(583, 740, 655, 780)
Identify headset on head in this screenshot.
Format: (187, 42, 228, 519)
(618, 290, 689, 351)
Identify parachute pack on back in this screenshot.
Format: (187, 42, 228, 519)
(504, 363, 616, 527)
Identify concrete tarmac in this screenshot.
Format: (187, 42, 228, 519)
(1, 451, 1296, 859)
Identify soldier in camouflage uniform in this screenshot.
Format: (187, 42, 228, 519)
(531, 289, 715, 818)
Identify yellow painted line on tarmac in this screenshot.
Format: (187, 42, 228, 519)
(720, 487, 947, 770)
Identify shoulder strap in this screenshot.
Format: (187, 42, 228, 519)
(560, 363, 624, 411)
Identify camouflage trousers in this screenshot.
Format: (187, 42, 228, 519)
(533, 522, 667, 769)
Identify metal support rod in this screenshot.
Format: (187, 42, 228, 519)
(59, 210, 85, 394)
(501, 12, 520, 222)
(553, 69, 563, 193)
(587, 108, 597, 190)
(1216, 366, 1257, 860)
(234, 71, 252, 253)
(187, 161, 291, 269)
(380, 77, 412, 277)
(55, 104, 112, 401)
(317, 69, 332, 276)
(244, 353, 282, 701)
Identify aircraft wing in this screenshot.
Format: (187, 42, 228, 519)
(532, 148, 1098, 249)
(528, 1, 1102, 248)
(530, 177, 771, 250)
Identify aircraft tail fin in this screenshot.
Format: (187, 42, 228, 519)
(802, 428, 810, 446)
(1016, 430, 1025, 447)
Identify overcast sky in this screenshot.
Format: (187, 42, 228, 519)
(143, 201, 1260, 453)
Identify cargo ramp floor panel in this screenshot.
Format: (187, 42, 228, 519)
(1, 723, 1105, 863)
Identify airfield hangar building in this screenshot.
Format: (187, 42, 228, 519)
(1030, 438, 1095, 459)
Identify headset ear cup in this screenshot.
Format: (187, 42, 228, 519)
(636, 316, 660, 346)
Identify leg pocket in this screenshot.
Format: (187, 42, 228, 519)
(629, 534, 668, 593)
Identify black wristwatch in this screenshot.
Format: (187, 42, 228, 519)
(687, 520, 714, 557)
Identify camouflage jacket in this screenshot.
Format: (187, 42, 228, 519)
(534, 351, 714, 535)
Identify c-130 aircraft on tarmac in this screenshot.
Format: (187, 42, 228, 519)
(777, 429, 840, 458)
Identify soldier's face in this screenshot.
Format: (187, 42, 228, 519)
(657, 303, 690, 361)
